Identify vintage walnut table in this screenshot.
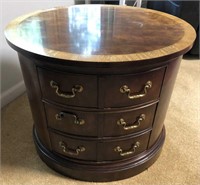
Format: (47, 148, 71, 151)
(5, 5, 196, 182)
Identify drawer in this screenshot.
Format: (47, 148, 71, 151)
(103, 103, 157, 137)
(38, 68, 97, 107)
(99, 132, 150, 161)
(45, 102, 156, 137)
(44, 103, 98, 137)
(49, 131, 97, 161)
(50, 131, 150, 162)
(101, 68, 165, 108)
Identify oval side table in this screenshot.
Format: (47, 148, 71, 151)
(5, 5, 196, 182)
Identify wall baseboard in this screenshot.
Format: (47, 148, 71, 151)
(1, 81, 26, 108)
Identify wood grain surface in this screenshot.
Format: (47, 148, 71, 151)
(5, 5, 196, 62)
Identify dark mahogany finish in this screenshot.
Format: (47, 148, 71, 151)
(5, 5, 195, 182)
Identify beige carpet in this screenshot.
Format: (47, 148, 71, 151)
(1, 58, 200, 185)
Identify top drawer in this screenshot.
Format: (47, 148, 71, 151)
(100, 67, 165, 108)
(38, 68, 97, 107)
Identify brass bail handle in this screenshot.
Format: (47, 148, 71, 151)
(59, 141, 85, 156)
(120, 81, 152, 99)
(55, 112, 85, 125)
(117, 114, 145, 130)
(114, 142, 140, 157)
(50, 80, 83, 98)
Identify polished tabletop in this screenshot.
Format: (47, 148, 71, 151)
(5, 5, 196, 62)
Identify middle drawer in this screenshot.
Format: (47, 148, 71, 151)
(45, 103, 157, 137)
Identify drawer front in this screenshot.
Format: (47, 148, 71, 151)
(45, 103, 98, 136)
(38, 68, 97, 107)
(103, 103, 157, 137)
(101, 68, 165, 108)
(49, 132, 97, 161)
(50, 131, 149, 161)
(99, 132, 150, 161)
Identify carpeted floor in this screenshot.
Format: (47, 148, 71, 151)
(1, 58, 200, 185)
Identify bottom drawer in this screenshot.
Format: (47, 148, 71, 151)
(49, 132, 97, 161)
(49, 131, 150, 162)
(99, 132, 150, 161)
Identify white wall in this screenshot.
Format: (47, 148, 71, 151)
(0, 0, 75, 108)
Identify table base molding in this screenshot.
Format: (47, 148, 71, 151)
(33, 126, 165, 182)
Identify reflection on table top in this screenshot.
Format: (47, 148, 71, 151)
(5, 5, 196, 62)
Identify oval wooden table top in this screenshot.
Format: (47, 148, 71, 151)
(5, 5, 196, 63)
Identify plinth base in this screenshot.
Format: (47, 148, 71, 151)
(33, 127, 165, 182)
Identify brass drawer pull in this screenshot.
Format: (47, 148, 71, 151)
(59, 141, 85, 156)
(55, 111, 85, 125)
(114, 142, 140, 157)
(120, 81, 152, 99)
(50, 80, 83, 99)
(117, 114, 145, 130)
